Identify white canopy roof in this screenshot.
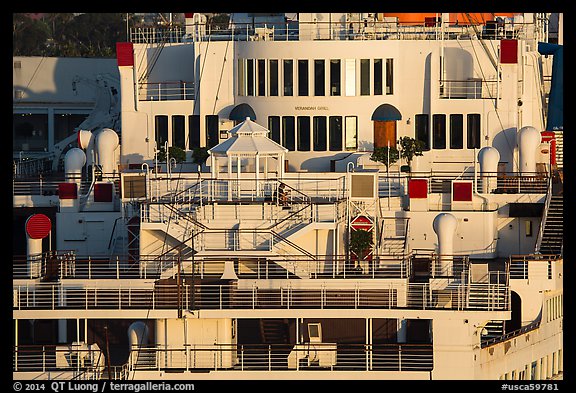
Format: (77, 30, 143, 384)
(208, 117, 288, 156)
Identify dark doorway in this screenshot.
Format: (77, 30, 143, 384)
(505, 291, 522, 333)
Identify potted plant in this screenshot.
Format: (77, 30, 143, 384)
(192, 147, 209, 169)
(397, 136, 424, 173)
(157, 146, 187, 163)
(349, 229, 373, 271)
(370, 146, 399, 171)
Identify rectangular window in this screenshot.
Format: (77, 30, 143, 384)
(386, 58, 394, 94)
(345, 116, 358, 150)
(298, 59, 309, 96)
(55, 113, 88, 144)
(246, 59, 255, 96)
(374, 59, 383, 95)
(257, 59, 266, 96)
(432, 114, 446, 149)
(360, 59, 370, 95)
(205, 115, 219, 148)
(467, 114, 481, 148)
(449, 114, 464, 149)
(330, 59, 341, 96)
(155, 115, 168, 148)
(237, 59, 245, 96)
(313, 116, 327, 151)
(268, 116, 281, 144)
(269, 60, 279, 96)
(282, 116, 295, 151)
(172, 115, 185, 149)
(329, 116, 343, 151)
(314, 59, 325, 96)
(188, 115, 201, 149)
(415, 114, 430, 151)
(297, 116, 311, 151)
(283, 60, 293, 96)
(525, 220, 533, 237)
(345, 59, 356, 96)
(13, 113, 49, 152)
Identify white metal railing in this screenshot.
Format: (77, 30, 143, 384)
(535, 175, 553, 253)
(15, 343, 433, 375)
(509, 254, 558, 280)
(13, 344, 105, 380)
(129, 20, 534, 44)
(13, 154, 54, 178)
(439, 79, 499, 99)
(13, 280, 508, 312)
(138, 81, 195, 101)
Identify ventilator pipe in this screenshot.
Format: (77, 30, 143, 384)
(221, 260, 238, 280)
(128, 321, 149, 363)
(478, 146, 500, 193)
(25, 214, 51, 278)
(432, 213, 458, 276)
(95, 128, 119, 177)
(64, 148, 86, 184)
(517, 126, 541, 174)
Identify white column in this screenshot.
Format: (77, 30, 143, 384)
(237, 156, 242, 199)
(237, 156, 241, 180)
(279, 153, 285, 178)
(227, 155, 233, 201)
(211, 155, 217, 178)
(264, 156, 269, 179)
(77, 318, 81, 343)
(255, 154, 260, 196)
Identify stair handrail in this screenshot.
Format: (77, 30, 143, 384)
(535, 174, 553, 253)
(270, 229, 318, 261)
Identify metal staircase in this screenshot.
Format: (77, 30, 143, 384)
(538, 195, 563, 255)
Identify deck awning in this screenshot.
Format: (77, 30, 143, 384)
(229, 103, 257, 121)
(371, 104, 402, 121)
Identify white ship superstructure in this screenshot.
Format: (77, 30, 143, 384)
(13, 12, 563, 381)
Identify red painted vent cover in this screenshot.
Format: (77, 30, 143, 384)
(453, 182, 473, 202)
(26, 214, 51, 239)
(500, 39, 518, 64)
(408, 179, 428, 199)
(58, 182, 78, 199)
(116, 42, 134, 67)
(94, 183, 113, 202)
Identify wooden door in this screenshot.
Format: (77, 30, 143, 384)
(373, 120, 397, 148)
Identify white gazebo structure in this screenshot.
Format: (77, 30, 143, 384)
(208, 117, 288, 199)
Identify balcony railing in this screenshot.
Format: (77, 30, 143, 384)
(13, 253, 412, 281)
(13, 280, 509, 312)
(439, 79, 499, 99)
(14, 343, 434, 375)
(129, 20, 534, 44)
(138, 81, 195, 101)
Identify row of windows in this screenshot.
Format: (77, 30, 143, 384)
(415, 113, 481, 150)
(155, 115, 210, 151)
(155, 112, 482, 154)
(268, 115, 358, 152)
(238, 58, 393, 97)
(546, 294, 562, 323)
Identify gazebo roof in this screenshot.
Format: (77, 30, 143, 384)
(208, 117, 288, 156)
